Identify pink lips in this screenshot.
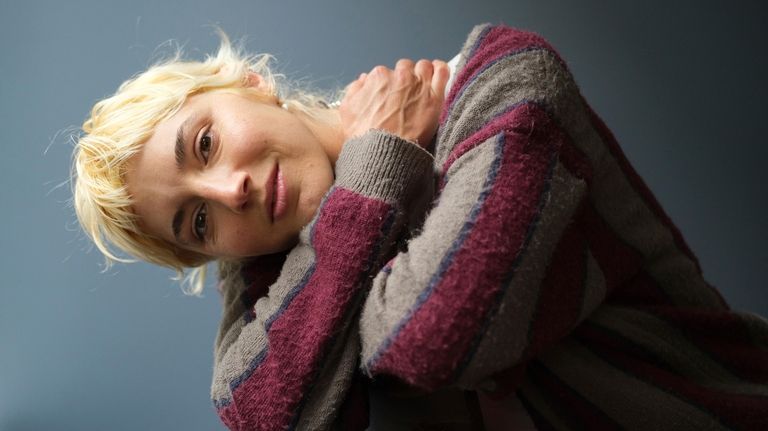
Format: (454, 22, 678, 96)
(270, 163, 287, 222)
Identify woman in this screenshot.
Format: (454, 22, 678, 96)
(74, 24, 768, 430)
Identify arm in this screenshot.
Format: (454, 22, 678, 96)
(359, 24, 600, 394)
(211, 131, 436, 431)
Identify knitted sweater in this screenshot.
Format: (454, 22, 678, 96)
(211, 24, 768, 430)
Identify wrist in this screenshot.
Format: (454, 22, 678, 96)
(335, 130, 434, 203)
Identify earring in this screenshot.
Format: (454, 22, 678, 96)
(317, 100, 341, 109)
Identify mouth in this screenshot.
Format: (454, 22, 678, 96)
(268, 162, 287, 223)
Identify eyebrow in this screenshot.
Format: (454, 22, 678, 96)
(171, 113, 199, 243)
(172, 207, 185, 243)
(174, 114, 197, 170)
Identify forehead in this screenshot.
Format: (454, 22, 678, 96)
(124, 98, 202, 243)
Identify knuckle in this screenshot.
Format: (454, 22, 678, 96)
(396, 58, 414, 69)
(395, 67, 411, 79)
(371, 65, 389, 76)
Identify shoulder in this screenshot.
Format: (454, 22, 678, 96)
(452, 23, 562, 75)
(435, 23, 582, 169)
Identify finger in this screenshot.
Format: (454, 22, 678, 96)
(344, 73, 365, 95)
(395, 58, 415, 72)
(430, 59, 450, 97)
(369, 64, 391, 78)
(394, 59, 416, 83)
(414, 59, 434, 83)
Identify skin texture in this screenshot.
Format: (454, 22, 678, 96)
(126, 59, 449, 261)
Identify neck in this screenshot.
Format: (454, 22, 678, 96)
(295, 107, 344, 166)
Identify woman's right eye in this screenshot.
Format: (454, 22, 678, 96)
(193, 204, 208, 241)
(199, 131, 213, 163)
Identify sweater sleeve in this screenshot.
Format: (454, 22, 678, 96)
(358, 24, 600, 393)
(210, 130, 436, 431)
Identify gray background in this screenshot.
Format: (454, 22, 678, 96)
(1, 1, 766, 430)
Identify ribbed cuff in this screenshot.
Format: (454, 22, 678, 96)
(335, 130, 435, 203)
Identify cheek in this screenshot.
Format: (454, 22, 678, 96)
(295, 164, 334, 225)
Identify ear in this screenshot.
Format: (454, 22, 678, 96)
(244, 71, 268, 91)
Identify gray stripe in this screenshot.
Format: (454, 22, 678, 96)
(437, 49, 587, 169)
(578, 251, 607, 323)
(213, 264, 247, 363)
(457, 161, 587, 387)
(335, 130, 435, 203)
(454, 23, 492, 77)
(439, 46, 719, 308)
(296, 322, 361, 430)
(588, 305, 768, 396)
(210, 240, 318, 402)
(539, 338, 730, 430)
(360, 138, 498, 366)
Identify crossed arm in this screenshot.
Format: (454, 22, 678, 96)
(211, 24, 599, 431)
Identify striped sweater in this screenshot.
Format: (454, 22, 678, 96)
(211, 24, 768, 430)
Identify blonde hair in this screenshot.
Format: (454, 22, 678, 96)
(72, 31, 333, 296)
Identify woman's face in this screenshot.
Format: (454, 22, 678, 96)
(125, 91, 335, 259)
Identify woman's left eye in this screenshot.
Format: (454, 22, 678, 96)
(199, 131, 213, 163)
(193, 204, 208, 241)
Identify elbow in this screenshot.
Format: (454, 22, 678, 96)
(361, 336, 458, 392)
(359, 307, 479, 392)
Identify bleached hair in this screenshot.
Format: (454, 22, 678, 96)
(72, 31, 330, 296)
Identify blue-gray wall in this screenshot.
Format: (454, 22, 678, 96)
(2, 1, 766, 430)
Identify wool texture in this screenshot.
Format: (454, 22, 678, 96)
(211, 24, 768, 430)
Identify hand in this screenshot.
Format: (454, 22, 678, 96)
(340, 58, 450, 147)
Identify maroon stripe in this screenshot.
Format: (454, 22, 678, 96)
(218, 404, 242, 431)
(651, 307, 768, 382)
(442, 26, 561, 125)
(527, 360, 624, 430)
(441, 102, 532, 177)
(522, 221, 588, 362)
(228, 188, 393, 430)
(575, 319, 686, 379)
(557, 133, 593, 186)
(576, 321, 768, 430)
(585, 103, 730, 311)
(371, 105, 564, 390)
(516, 392, 559, 431)
(579, 201, 645, 295)
(587, 104, 730, 309)
(483, 363, 527, 400)
(606, 269, 672, 307)
(463, 390, 486, 430)
(335, 371, 370, 431)
(441, 104, 592, 190)
(240, 252, 288, 308)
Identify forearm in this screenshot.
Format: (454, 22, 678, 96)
(359, 24, 598, 394)
(211, 131, 435, 430)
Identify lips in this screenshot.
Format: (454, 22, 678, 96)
(267, 162, 287, 223)
(272, 165, 287, 221)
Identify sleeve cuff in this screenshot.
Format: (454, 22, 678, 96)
(335, 129, 435, 203)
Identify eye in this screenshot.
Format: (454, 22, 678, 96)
(193, 204, 208, 241)
(199, 130, 213, 163)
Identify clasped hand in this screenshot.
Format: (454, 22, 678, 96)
(340, 58, 450, 148)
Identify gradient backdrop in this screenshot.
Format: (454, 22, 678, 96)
(1, 1, 766, 430)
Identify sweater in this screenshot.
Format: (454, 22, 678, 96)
(210, 24, 768, 430)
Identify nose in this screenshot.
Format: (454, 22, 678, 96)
(199, 170, 250, 213)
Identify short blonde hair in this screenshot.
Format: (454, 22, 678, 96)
(72, 31, 331, 296)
